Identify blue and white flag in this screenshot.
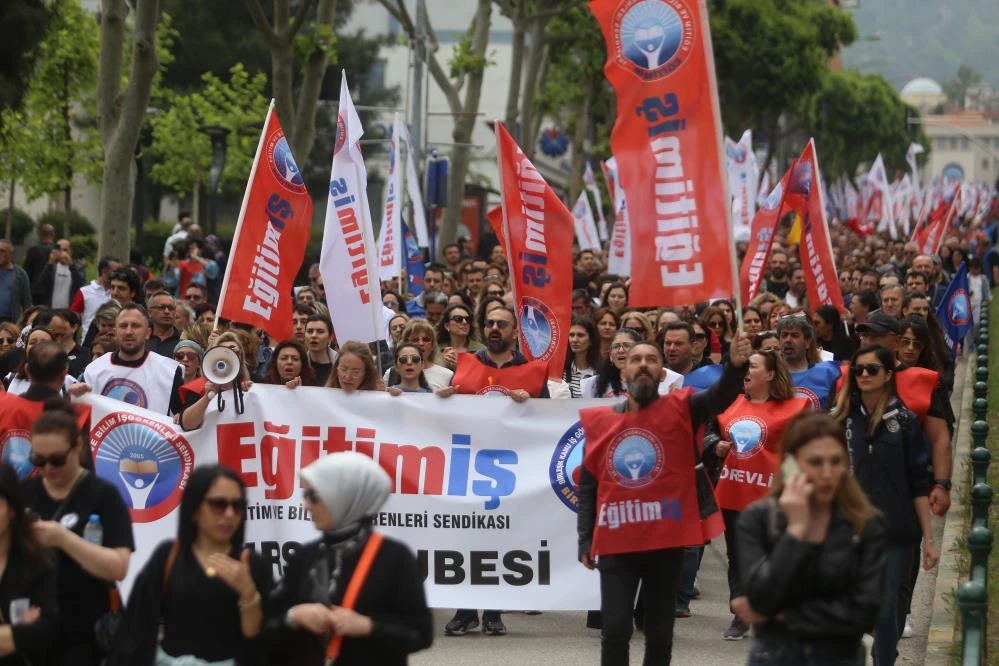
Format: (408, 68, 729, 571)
(402, 219, 425, 317)
(936, 261, 973, 356)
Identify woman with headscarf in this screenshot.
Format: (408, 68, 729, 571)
(265, 453, 433, 665)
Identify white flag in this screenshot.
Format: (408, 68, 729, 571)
(320, 74, 384, 343)
(572, 191, 601, 251)
(376, 115, 403, 282)
(893, 174, 912, 235)
(866, 154, 896, 239)
(604, 157, 631, 276)
(724, 129, 757, 243)
(756, 171, 771, 209)
(401, 123, 429, 247)
(582, 161, 608, 242)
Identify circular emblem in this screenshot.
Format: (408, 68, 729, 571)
(333, 113, 348, 156)
(726, 142, 748, 164)
(102, 378, 148, 408)
(886, 418, 900, 433)
(60, 513, 79, 530)
(948, 288, 970, 327)
(549, 421, 586, 512)
(613, 0, 694, 81)
(762, 183, 784, 211)
(606, 428, 664, 488)
(266, 131, 306, 194)
(0, 429, 33, 479)
(726, 416, 767, 458)
(790, 160, 813, 195)
(573, 200, 588, 219)
(794, 386, 821, 410)
(520, 297, 561, 361)
(92, 413, 194, 523)
(476, 384, 511, 396)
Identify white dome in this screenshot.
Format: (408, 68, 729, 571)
(901, 78, 943, 96)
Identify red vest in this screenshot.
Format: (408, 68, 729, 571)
(580, 390, 703, 557)
(0, 393, 91, 478)
(452, 353, 548, 397)
(714, 396, 809, 512)
(178, 376, 207, 403)
(836, 363, 937, 424)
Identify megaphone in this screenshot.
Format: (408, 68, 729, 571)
(201, 347, 245, 414)
(202, 347, 241, 385)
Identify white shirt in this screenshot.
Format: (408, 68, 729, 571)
(163, 230, 189, 258)
(77, 280, 112, 334)
(580, 368, 684, 398)
(52, 263, 72, 308)
(4, 373, 76, 396)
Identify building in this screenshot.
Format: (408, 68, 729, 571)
(901, 77, 946, 115)
(919, 111, 999, 184)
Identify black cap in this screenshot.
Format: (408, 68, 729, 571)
(855, 309, 901, 336)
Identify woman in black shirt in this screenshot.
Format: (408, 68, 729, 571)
(108, 464, 273, 665)
(22, 402, 134, 666)
(0, 462, 56, 665)
(266, 452, 433, 665)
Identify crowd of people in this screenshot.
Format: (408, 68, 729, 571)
(0, 199, 993, 665)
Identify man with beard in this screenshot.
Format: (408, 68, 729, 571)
(776, 314, 840, 409)
(83, 304, 183, 415)
(784, 266, 808, 310)
(576, 332, 751, 665)
(762, 249, 789, 299)
(446, 305, 548, 637)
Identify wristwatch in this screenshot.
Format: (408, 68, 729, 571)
(933, 479, 952, 491)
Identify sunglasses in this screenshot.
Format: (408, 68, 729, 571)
(898, 337, 924, 350)
(383, 300, 399, 310)
(303, 488, 320, 504)
(851, 363, 885, 377)
(204, 497, 247, 515)
(484, 319, 511, 330)
(29, 448, 74, 468)
(174, 352, 199, 362)
(398, 354, 422, 365)
(0, 337, 15, 345)
(449, 315, 471, 324)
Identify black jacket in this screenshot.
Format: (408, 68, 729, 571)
(32, 261, 84, 307)
(0, 547, 57, 666)
(842, 396, 929, 545)
(737, 498, 886, 643)
(264, 530, 433, 666)
(577, 360, 749, 558)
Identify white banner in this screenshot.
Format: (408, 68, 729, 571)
(724, 129, 758, 243)
(401, 122, 430, 248)
(572, 191, 601, 251)
(867, 154, 896, 239)
(376, 114, 403, 282)
(604, 157, 631, 276)
(320, 73, 384, 343)
(82, 386, 604, 609)
(583, 161, 608, 242)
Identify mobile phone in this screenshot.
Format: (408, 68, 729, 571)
(780, 456, 800, 483)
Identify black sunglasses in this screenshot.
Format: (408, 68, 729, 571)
(484, 319, 511, 329)
(204, 497, 247, 515)
(851, 363, 884, 377)
(29, 448, 74, 468)
(0, 337, 16, 345)
(398, 354, 422, 365)
(449, 315, 471, 324)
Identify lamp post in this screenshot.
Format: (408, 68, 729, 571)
(198, 125, 230, 235)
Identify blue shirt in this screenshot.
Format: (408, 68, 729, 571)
(0, 268, 14, 318)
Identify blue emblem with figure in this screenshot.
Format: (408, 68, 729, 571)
(727, 417, 766, 458)
(267, 132, 306, 194)
(615, 0, 692, 80)
(520, 297, 560, 361)
(607, 428, 664, 489)
(549, 421, 586, 512)
(102, 378, 147, 408)
(762, 183, 784, 211)
(948, 288, 970, 326)
(790, 160, 813, 195)
(92, 414, 194, 523)
(1, 431, 33, 479)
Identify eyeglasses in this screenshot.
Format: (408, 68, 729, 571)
(398, 354, 422, 365)
(851, 363, 885, 377)
(302, 488, 320, 504)
(185, 294, 203, 302)
(898, 337, 924, 350)
(484, 319, 511, 329)
(337, 366, 364, 377)
(449, 315, 471, 324)
(0, 337, 15, 345)
(383, 300, 399, 311)
(487, 290, 504, 297)
(707, 320, 723, 329)
(610, 341, 635, 351)
(174, 352, 199, 362)
(29, 448, 74, 468)
(204, 497, 247, 515)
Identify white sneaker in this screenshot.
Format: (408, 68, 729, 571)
(901, 616, 914, 639)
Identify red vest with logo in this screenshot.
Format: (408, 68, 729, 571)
(0, 394, 91, 478)
(714, 396, 809, 512)
(452, 353, 548, 396)
(836, 363, 936, 424)
(580, 389, 703, 557)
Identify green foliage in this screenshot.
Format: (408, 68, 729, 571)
(0, 208, 35, 245)
(36, 208, 93, 236)
(293, 23, 338, 65)
(136, 220, 174, 270)
(147, 64, 269, 198)
(943, 64, 984, 108)
(68, 232, 96, 265)
(449, 32, 491, 78)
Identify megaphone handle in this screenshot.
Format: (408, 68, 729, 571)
(234, 385, 245, 415)
(217, 391, 225, 413)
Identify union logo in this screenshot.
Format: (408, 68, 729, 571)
(549, 421, 586, 512)
(726, 416, 767, 459)
(794, 386, 822, 410)
(102, 378, 148, 408)
(613, 0, 694, 81)
(948, 288, 970, 326)
(606, 428, 664, 489)
(520, 297, 561, 362)
(265, 131, 306, 195)
(333, 113, 348, 156)
(92, 413, 194, 523)
(0, 429, 33, 479)
(762, 183, 784, 211)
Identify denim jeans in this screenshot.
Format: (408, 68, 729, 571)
(874, 545, 913, 665)
(747, 635, 864, 666)
(674, 546, 703, 612)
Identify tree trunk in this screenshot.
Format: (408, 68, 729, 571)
(5, 180, 13, 242)
(502, 3, 526, 138)
(62, 186, 71, 235)
(437, 0, 491, 259)
(567, 78, 592, 205)
(290, 0, 337, 167)
(192, 179, 201, 227)
(97, 0, 159, 262)
(518, 15, 548, 160)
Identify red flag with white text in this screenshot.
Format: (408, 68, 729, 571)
(912, 186, 961, 256)
(785, 140, 844, 313)
(738, 162, 793, 304)
(217, 100, 313, 342)
(590, 0, 736, 307)
(495, 122, 573, 378)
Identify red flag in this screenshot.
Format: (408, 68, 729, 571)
(217, 101, 313, 341)
(738, 163, 794, 304)
(912, 187, 960, 255)
(590, 0, 736, 307)
(494, 122, 573, 379)
(785, 140, 845, 313)
(486, 205, 506, 250)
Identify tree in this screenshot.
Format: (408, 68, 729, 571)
(378, 0, 493, 256)
(943, 64, 983, 109)
(0, 0, 49, 119)
(147, 65, 269, 203)
(15, 0, 100, 232)
(97, 0, 162, 261)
